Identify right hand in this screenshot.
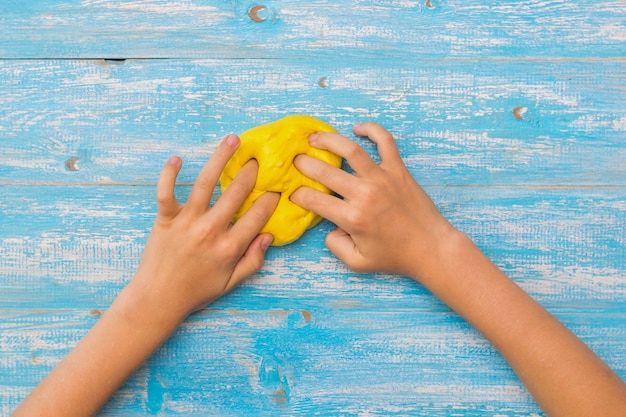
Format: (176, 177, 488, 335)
(291, 122, 459, 283)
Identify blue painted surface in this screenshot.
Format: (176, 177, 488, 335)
(0, 1, 625, 416)
(0, 1, 624, 59)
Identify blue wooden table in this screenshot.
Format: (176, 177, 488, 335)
(1, 1, 625, 415)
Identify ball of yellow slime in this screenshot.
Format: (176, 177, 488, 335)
(220, 115, 341, 246)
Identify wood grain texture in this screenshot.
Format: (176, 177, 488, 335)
(1, 185, 625, 414)
(3, 307, 625, 416)
(0, 0, 624, 58)
(1, 0, 625, 415)
(1, 186, 625, 310)
(0, 59, 624, 186)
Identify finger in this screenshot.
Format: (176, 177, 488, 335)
(352, 122, 403, 166)
(225, 233, 273, 293)
(293, 154, 355, 197)
(325, 227, 369, 273)
(290, 186, 349, 226)
(156, 156, 183, 220)
(187, 134, 240, 212)
(309, 132, 378, 174)
(210, 159, 259, 225)
(230, 191, 280, 242)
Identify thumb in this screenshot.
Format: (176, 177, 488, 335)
(325, 227, 368, 273)
(225, 234, 273, 293)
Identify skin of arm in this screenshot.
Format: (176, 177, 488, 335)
(12, 134, 279, 417)
(290, 122, 626, 417)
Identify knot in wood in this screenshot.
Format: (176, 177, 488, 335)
(249, 5, 267, 22)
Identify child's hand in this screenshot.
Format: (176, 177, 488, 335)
(291, 122, 457, 282)
(135, 134, 279, 317)
(15, 126, 626, 417)
(12, 134, 280, 417)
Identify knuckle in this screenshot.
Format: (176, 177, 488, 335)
(359, 184, 378, 204)
(250, 252, 264, 270)
(317, 163, 336, 183)
(249, 206, 270, 226)
(156, 189, 171, 205)
(346, 258, 370, 274)
(213, 142, 233, 162)
(369, 124, 397, 146)
(378, 130, 394, 144)
(194, 175, 215, 194)
(218, 239, 240, 260)
(229, 181, 250, 201)
(344, 142, 364, 161)
(352, 183, 379, 213)
(345, 208, 368, 231)
(259, 193, 280, 216)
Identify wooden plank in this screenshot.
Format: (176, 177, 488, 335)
(1, 306, 625, 415)
(1, 185, 624, 311)
(0, 58, 624, 186)
(0, 0, 624, 59)
(1, 181, 623, 415)
(1, 1, 624, 415)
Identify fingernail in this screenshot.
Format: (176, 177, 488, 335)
(353, 122, 362, 129)
(167, 156, 180, 166)
(308, 133, 318, 143)
(225, 134, 240, 147)
(261, 235, 273, 250)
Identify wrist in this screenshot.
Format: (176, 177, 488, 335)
(115, 274, 189, 337)
(411, 227, 515, 320)
(13, 273, 190, 417)
(405, 225, 472, 288)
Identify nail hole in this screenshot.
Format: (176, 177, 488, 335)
(425, 0, 433, 7)
(301, 310, 312, 322)
(318, 76, 329, 88)
(513, 106, 528, 120)
(65, 157, 80, 171)
(249, 5, 267, 22)
(88, 309, 102, 317)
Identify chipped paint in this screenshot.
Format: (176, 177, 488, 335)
(1, 1, 625, 416)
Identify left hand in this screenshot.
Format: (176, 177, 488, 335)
(11, 135, 279, 417)
(134, 134, 280, 317)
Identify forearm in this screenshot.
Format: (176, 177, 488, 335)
(418, 231, 626, 417)
(288, 122, 626, 415)
(13, 145, 276, 417)
(13, 276, 186, 417)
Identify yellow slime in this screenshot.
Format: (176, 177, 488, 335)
(220, 115, 341, 246)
